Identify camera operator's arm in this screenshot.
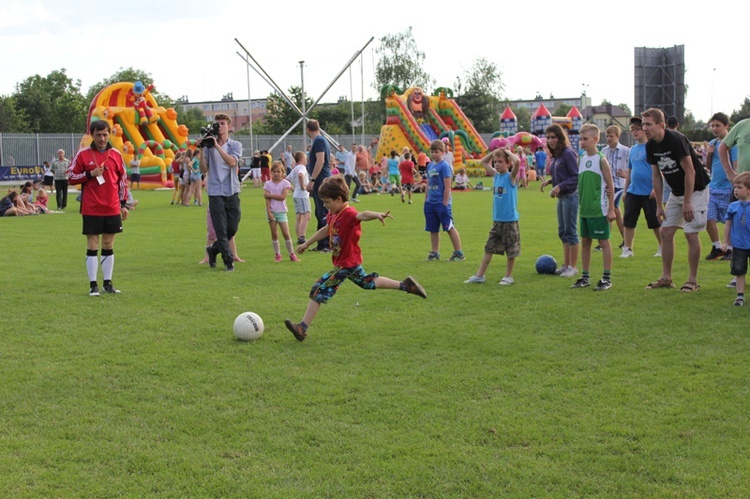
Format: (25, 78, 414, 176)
(199, 147, 208, 173)
(216, 143, 238, 169)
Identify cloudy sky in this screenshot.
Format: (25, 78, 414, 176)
(2, 0, 747, 123)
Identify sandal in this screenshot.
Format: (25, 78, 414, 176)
(645, 277, 675, 289)
(680, 281, 700, 293)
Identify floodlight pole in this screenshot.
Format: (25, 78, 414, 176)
(300, 60, 307, 150)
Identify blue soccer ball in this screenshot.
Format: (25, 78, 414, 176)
(535, 254, 557, 275)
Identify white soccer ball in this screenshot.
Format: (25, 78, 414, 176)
(233, 312, 264, 341)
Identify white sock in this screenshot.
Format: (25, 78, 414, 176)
(622, 246, 630, 252)
(86, 250, 98, 282)
(285, 240, 294, 255)
(272, 240, 280, 255)
(713, 241, 722, 249)
(100, 250, 114, 281)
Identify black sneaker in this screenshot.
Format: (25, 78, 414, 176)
(705, 246, 725, 261)
(103, 283, 121, 294)
(594, 245, 603, 251)
(89, 285, 100, 297)
(225, 261, 235, 272)
(734, 296, 745, 306)
(206, 245, 219, 268)
(284, 320, 307, 341)
(721, 249, 733, 261)
(403, 276, 427, 299)
(570, 278, 590, 288)
(618, 242, 624, 249)
(426, 252, 440, 261)
(594, 279, 612, 291)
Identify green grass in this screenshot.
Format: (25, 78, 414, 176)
(1, 184, 748, 497)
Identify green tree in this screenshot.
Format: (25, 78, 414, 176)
(553, 103, 572, 118)
(617, 103, 633, 117)
(14, 69, 87, 133)
(176, 106, 207, 135)
(374, 27, 432, 93)
(264, 87, 313, 135)
(0, 95, 29, 132)
(85, 67, 176, 109)
(731, 96, 750, 123)
(454, 58, 504, 133)
(315, 100, 355, 135)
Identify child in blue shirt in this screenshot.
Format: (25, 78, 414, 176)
(464, 147, 520, 285)
(723, 172, 750, 306)
(424, 140, 464, 261)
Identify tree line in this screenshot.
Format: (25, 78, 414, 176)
(2, 29, 749, 139)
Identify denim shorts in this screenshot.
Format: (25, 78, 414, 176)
(556, 193, 579, 245)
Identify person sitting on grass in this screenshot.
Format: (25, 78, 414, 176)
(464, 147, 521, 286)
(453, 168, 472, 190)
(284, 176, 427, 341)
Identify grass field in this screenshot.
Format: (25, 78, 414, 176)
(1, 183, 748, 497)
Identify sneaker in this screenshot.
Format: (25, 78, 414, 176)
(89, 285, 100, 297)
(351, 198, 360, 203)
(103, 283, 121, 294)
(448, 252, 466, 262)
(705, 246, 725, 260)
(728, 278, 737, 288)
(403, 276, 427, 298)
(464, 275, 486, 284)
(620, 248, 634, 258)
(275, 253, 282, 262)
(560, 267, 579, 278)
(618, 242, 625, 249)
(290, 254, 300, 262)
(722, 249, 733, 261)
(734, 296, 745, 307)
(297, 237, 306, 245)
(554, 266, 568, 276)
(426, 252, 440, 261)
(594, 279, 612, 291)
(594, 245, 603, 251)
(206, 245, 219, 268)
(654, 249, 662, 257)
(570, 278, 590, 288)
(284, 320, 307, 341)
(225, 262, 235, 272)
(499, 276, 514, 286)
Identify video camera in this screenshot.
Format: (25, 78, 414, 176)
(198, 122, 220, 148)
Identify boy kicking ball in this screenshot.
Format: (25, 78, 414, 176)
(571, 124, 616, 291)
(284, 177, 427, 341)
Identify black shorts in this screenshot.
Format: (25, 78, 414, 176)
(82, 214, 123, 235)
(130, 173, 141, 182)
(730, 247, 750, 277)
(43, 176, 54, 186)
(623, 193, 660, 230)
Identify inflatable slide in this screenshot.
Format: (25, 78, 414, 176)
(83, 81, 194, 188)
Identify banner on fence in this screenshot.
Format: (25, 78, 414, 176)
(0, 166, 45, 182)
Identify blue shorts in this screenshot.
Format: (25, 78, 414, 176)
(310, 265, 379, 304)
(424, 202, 454, 233)
(707, 188, 731, 222)
(614, 188, 624, 209)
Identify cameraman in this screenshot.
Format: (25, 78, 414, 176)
(199, 113, 243, 271)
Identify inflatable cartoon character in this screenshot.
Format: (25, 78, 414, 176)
(127, 81, 159, 125)
(407, 87, 429, 120)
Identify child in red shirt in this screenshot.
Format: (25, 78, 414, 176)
(398, 152, 417, 204)
(284, 177, 427, 341)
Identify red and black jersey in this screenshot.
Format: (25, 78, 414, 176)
(68, 144, 128, 216)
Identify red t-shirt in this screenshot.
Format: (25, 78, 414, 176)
(399, 160, 415, 184)
(327, 205, 361, 268)
(68, 146, 128, 216)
